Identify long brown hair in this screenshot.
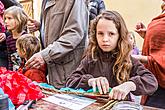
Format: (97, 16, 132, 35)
(87, 10, 132, 84)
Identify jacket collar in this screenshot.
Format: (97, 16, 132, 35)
(43, 0, 56, 12)
(97, 48, 117, 62)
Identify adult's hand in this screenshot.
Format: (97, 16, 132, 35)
(135, 22, 146, 39)
(27, 18, 40, 33)
(88, 77, 109, 94)
(131, 55, 148, 63)
(0, 33, 6, 42)
(109, 81, 136, 100)
(25, 52, 45, 69)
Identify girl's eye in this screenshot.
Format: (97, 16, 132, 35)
(109, 32, 114, 36)
(8, 17, 12, 20)
(5, 17, 12, 20)
(98, 32, 103, 35)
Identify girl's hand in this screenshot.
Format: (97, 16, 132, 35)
(109, 81, 136, 100)
(0, 33, 6, 42)
(88, 77, 109, 94)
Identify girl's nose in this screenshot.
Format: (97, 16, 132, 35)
(4, 19, 8, 24)
(102, 34, 109, 42)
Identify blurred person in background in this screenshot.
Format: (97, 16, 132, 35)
(128, 31, 140, 55)
(0, 1, 7, 68)
(88, 0, 105, 21)
(0, 0, 22, 9)
(134, 0, 165, 108)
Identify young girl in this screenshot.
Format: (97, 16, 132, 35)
(16, 34, 47, 83)
(66, 10, 158, 101)
(4, 6, 28, 70)
(128, 32, 140, 55)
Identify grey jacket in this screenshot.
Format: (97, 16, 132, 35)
(40, 0, 89, 89)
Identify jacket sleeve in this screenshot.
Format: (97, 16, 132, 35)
(98, 0, 106, 14)
(66, 56, 94, 90)
(40, 0, 88, 63)
(129, 58, 158, 96)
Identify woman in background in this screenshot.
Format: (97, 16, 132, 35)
(134, 0, 165, 108)
(0, 1, 8, 68)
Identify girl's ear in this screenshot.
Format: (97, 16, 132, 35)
(22, 48, 26, 56)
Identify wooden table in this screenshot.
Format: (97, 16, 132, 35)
(30, 98, 164, 110)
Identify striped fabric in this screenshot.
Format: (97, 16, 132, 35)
(6, 34, 18, 70)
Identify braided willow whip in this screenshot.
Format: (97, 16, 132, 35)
(40, 87, 119, 109)
(99, 100, 119, 110)
(40, 87, 109, 99)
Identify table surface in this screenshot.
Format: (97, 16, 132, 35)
(30, 98, 164, 110)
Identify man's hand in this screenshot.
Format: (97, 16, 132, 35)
(109, 81, 136, 100)
(135, 22, 146, 39)
(131, 55, 148, 63)
(25, 52, 45, 69)
(88, 77, 109, 94)
(27, 18, 40, 33)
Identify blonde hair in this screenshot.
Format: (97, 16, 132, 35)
(87, 10, 132, 84)
(4, 6, 28, 33)
(128, 31, 136, 48)
(16, 34, 41, 60)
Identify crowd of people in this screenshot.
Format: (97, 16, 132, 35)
(0, 0, 165, 109)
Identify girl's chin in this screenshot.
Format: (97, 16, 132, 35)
(102, 49, 112, 52)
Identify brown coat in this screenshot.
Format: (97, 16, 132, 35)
(66, 51, 158, 96)
(40, 0, 89, 89)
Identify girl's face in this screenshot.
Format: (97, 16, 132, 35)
(96, 19, 119, 52)
(16, 45, 25, 59)
(4, 13, 18, 31)
(129, 34, 134, 46)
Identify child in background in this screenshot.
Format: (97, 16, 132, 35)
(129, 32, 140, 55)
(128, 31, 141, 103)
(4, 6, 28, 70)
(66, 10, 158, 101)
(16, 34, 47, 83)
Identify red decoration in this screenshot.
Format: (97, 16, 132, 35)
(0, 67, 44, 106)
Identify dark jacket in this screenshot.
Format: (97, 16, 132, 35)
(0, 0, 22, 9)
(88, 0, 105, 20)
(66, 50, 158, 97)
(0, 1, 7, 58)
